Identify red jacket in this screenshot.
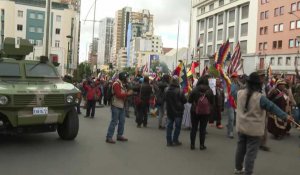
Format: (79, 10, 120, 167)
(113, 81, 127, 100)
(84, 84, 101, 101)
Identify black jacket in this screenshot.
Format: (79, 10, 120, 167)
(188, 84, 214, 114)
(140, 83, 153, 103)
(165, 84, 187, 118)
(156, 81, 169, 105)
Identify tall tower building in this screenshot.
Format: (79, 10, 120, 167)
(98, 17, 114, 66)
(111, 7, 154, 69)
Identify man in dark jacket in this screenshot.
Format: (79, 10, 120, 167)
(165, 76, 187, 146)
(157, 74, 170, 129)
(136, 76, 153, 127)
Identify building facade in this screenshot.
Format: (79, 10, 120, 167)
(97, 17, 114, 67)
(190, 0, 258, 74)
(111, 7, 154, 69)
(256, 0, 300, 74)
(0, 0, 80, 76)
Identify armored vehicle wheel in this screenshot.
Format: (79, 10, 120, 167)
(57, 108, 79, 140)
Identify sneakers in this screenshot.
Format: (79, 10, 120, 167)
(259, 145, 270, 152)
(173, 141, 182, 146)
(106, 138, 116, 144)
(228, 132, 234, 139)
(117, 136, 128, 142)
(190, 145, 195, 150)
(216, 125, 223, 129)
(234, 168, 245, 174)
(200, 145, 207, 150)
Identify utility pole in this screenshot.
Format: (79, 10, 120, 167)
(175, 20, 180, 65)
(92, 0, 97, 75)
(45, 0, 51, 57)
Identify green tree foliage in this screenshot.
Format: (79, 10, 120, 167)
(122, 67, 136, 76)
(73, 62, 92, 82)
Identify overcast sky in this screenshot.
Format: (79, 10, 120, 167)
(79, 0, 191, 62)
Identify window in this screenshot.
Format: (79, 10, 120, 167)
(228, 26, 234, 38)
(200, 20, 205, 31)
(18, 10, 23, 18)
(17, 24, 23, 31)
(261, 0, 266, 4)
(241, 5, 249, 19)
(279, 23, 283, 31)
(286, 57, 291, 65)
(270, 57, 275, 65)
(296, 39, 299, 47)
(55, 40, 60, 47)
(56, 15, 61, 22)
(241, 23, 248, 37)
(289, 39, 295, 48)
(263, 42, 267, 50)
(29, 27, 35, 32)
(274, 8, 279, 16)
(36, 40, 43, 46)
(25, 63, 58, 78)
(292, 3, 297, 12)
(200, 34, 204, 44)
(208, 17, 213, 28)
(209, 4, 214, 11)
(201, 7, 205, 14)
(29, 39, 34, 44)
(199, 47, 204, 56)
(207, 45, 212, 55)
(217, 29, 223, 40)
(278, 40, 282, 48)
(36, 27, 42, 33)
(240, 40, 247, 53)
(37, 14, 43, 20)
(219, 0, 224, 6)
(218, 14, 223, 25)
(273, 41, 277, 49)
(230, 42, 234, 52)
(0, 63, 20, 77)
(208, 32, 213, 42)
(204, 60, 210, 66)
(259, 43, 263, 50)
(260, 12, 265, 20)
(298, 2, 300, 10)
(229, 10, 235, 23)
(260, 27, 264, 35)
(280, 6, 284, 15)
(274, 24, 279, 32)
(291, 21, 296, 29)
(297, 20, 300, 28)
(55, 28, 60, 35)
(29, 13, 35, 19)
(265, 11, 269, 19)
(278, 57, 283, 65)
(264, 26, 268, 34)
(217, 44, 222, 51)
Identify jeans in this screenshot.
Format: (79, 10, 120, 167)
(235, 133, 261, 175)
(86, 100, 96, 117)
(166, 117, 182, 144)
(292, 107, 300, 124)
(106, 106, 126, 139)
(158, 103, 166, 127)
(227, 107, 235, 136)
(190, 114, 209, 146)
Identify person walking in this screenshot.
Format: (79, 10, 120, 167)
(136, 76, 153, 128)
(209, 78, 224, 129)
(83, 80, 101, 118)
(157, 74, 170, 129)
(188, 77, 214, 150)
(165, 76, 187, 146)
(234, 72, 293, 175)
(106, 72, 133, 144)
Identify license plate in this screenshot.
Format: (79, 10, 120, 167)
(33, 107, 48, 115)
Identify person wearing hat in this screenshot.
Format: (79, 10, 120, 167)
(267, 79, 292, 139)
(106, 72, 133, 144)
(234, 72, 293, 175)
(227, 72, 240, 138)
(165, 75, 187, 146)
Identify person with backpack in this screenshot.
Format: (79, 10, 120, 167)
(234, 72, 293, 175)
(83, 80, 101, 118)
(188, 77, 214, 150)
(106, 72, 133, 144)
(165, 76, 187, 146)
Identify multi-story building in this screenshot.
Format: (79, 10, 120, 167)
(97, 17, 114, 67)
(111, 7, 154, 69)
(88, 37, 98, 68)
(256, 0, 300, 74)
(0, 0, 80, 76)
(190, 0, 258, 74)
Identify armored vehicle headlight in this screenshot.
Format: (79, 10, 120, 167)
(0, 96, 8, 105)
(66, 95, 74, 103)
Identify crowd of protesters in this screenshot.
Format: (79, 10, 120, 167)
(70, 67, 300, 175)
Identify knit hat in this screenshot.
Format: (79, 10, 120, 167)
(247, 72, 261, 85)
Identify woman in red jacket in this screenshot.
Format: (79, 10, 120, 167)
(83, 80, 101, 118)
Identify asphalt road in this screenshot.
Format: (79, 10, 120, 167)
(0, 106, 299, 175)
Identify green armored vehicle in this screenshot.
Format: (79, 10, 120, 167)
(0, 38, 79, 140)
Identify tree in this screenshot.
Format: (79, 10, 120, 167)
(122, 67, 135, 76)
(74, 62, 92, 82)
(160, 61, 170, 73)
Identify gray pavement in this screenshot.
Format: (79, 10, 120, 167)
(0, 106, 299, 175)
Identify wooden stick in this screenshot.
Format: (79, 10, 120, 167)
(288, 118, 300, 128)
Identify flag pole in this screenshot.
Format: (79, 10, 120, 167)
(176, 20, 180, 65)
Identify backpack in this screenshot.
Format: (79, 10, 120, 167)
(195, 93, 211, 115)
(107, 82, 118, 104)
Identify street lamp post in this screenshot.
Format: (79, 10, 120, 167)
(66, 35, 72, 75)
